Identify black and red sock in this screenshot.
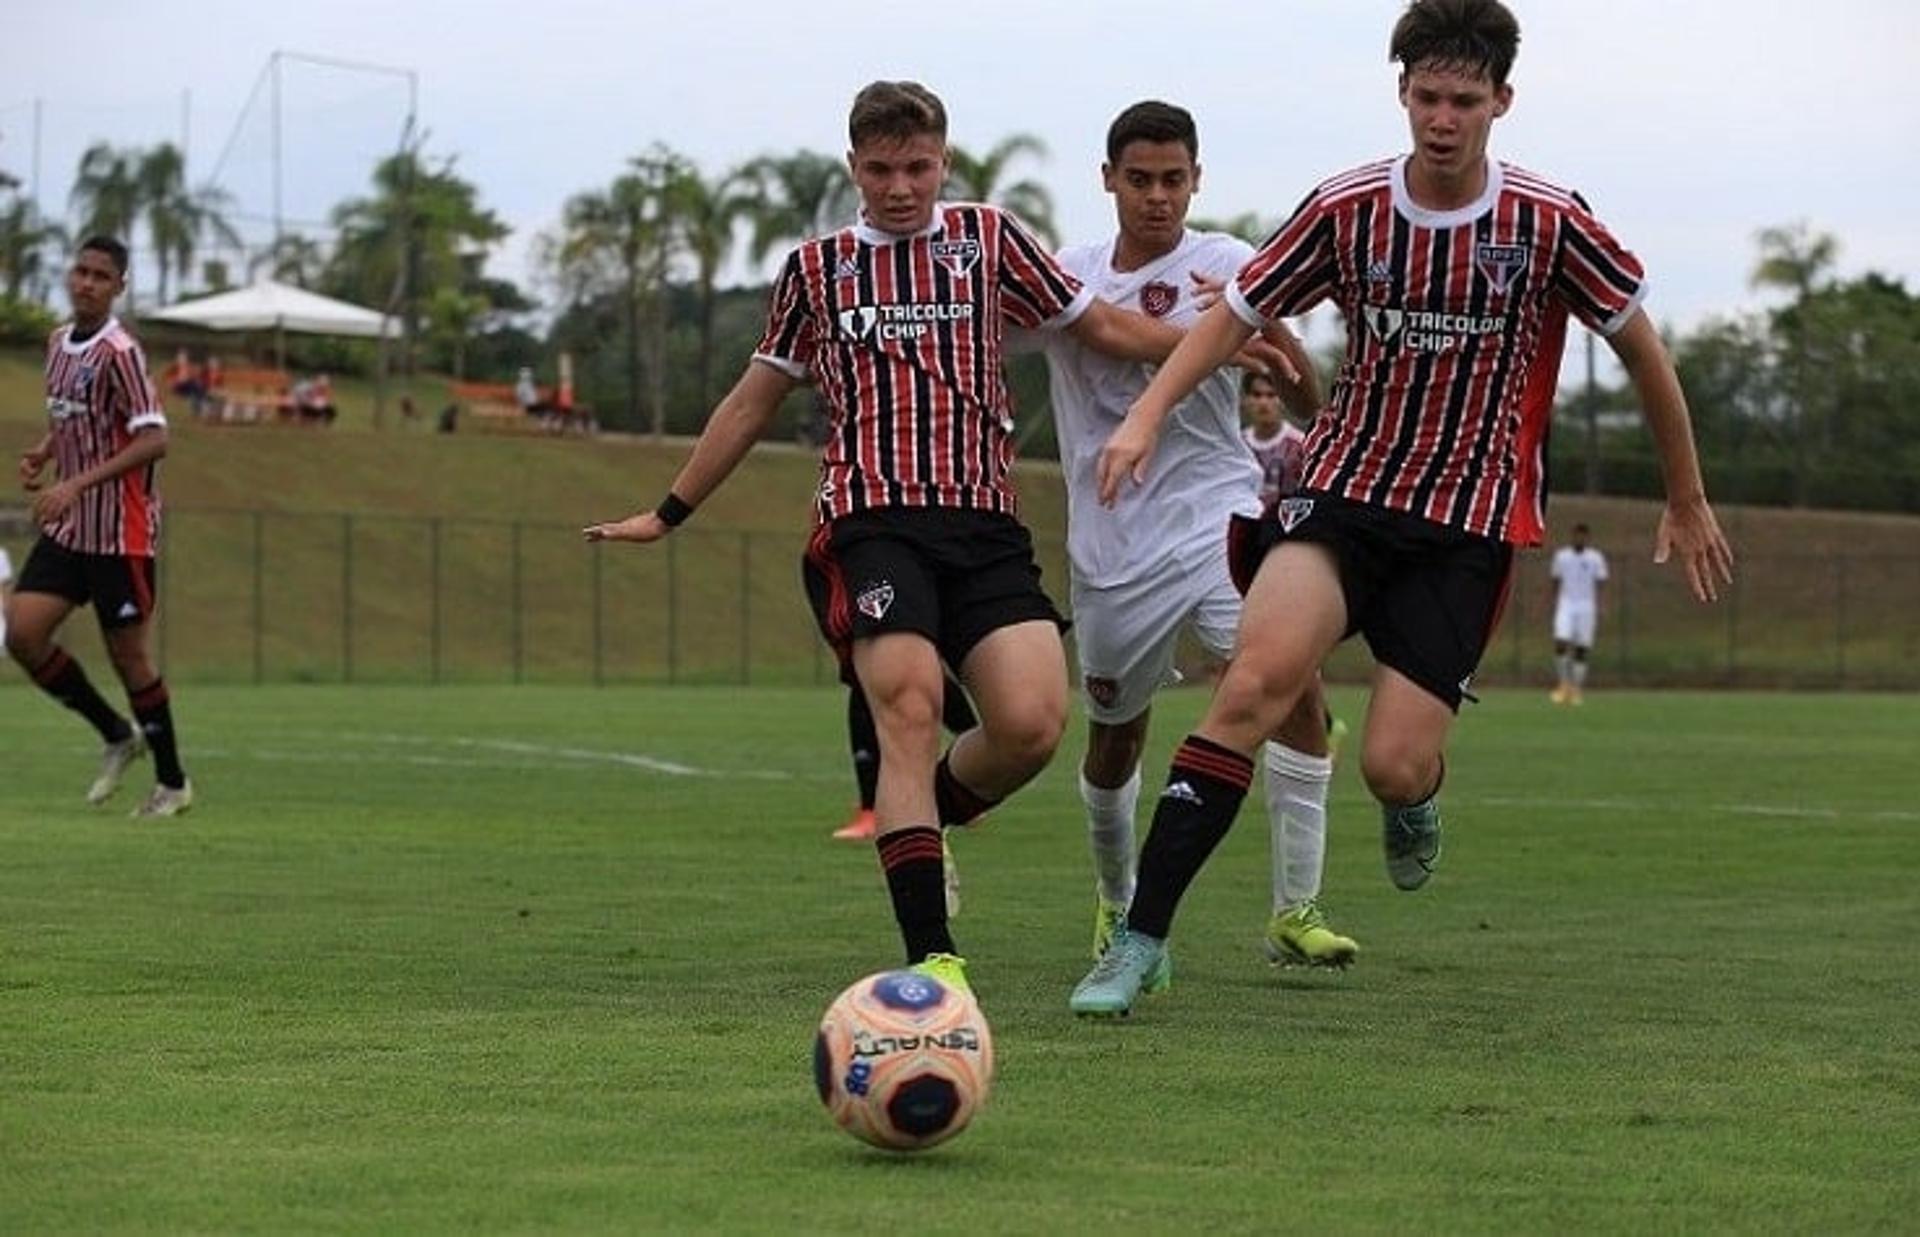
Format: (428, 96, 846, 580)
(1126, 735, 1256, 940)
(129, 678, 186, 789)
(31, 647, 131, 744)
(874, 826, 955, 964)
(934, 754, 998, 828)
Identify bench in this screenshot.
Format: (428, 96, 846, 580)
(447, 380, 593, 435)
(205, 367, 295, 425)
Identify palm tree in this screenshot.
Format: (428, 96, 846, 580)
(137, 144, 241, 303)
(250, 232, 326, 288)
(0, 194, 69, 301)
(742, 150, 855, 265)
(944, 134, 1058, 245)
(668, 161, 758, 406)
(1751, 221, 1841, 502)
(69, 143, 142, 302)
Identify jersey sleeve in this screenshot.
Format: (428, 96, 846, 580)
(1594, 552, 1610, 582)
(1555, 200, 1647, 337)
(1227, 196, 1338, 328)
(752, 248, 817, 380)
(995, 210, 1091, 331)
(113, 339, 168, 431)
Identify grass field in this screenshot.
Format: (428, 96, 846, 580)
(3, 683, 1916, 1232)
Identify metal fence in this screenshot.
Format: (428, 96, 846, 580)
(5, 510, 1918, 690)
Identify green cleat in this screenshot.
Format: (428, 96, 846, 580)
(910, 952, 972, 997)
(1091, 896, 1127, 960)
(1262, 899, 1359, 968)
(1069, 927, 1171, 1018)
(1382, 797, 1442, 891)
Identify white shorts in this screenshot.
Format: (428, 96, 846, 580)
(1553, 601, 1598, 649)
(1071, 543, 1241, 725)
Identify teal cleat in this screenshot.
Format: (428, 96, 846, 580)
(1069, 926, 1171, 1018)
(1382, 797, 1442, 891)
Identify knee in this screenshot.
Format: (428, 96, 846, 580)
(987, 696, 1067, 774)
(4, 626, 45, 669)
(1359, 734, 1440, 806)
(867, 679, 943, 741)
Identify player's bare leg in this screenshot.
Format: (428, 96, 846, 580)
(1360, 666, 1456, 890)
(5, 589, 144, 804)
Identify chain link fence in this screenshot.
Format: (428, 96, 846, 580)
(4, 509, 1918, 690)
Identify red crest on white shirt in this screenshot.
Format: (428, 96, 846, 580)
(1139, 281, 1179, 318)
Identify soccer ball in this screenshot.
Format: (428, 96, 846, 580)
(813, 969, 994, 1151)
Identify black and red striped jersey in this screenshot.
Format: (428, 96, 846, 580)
(754, 202, 1091, 524)
(42, 317, 167, 556)
(1227, 156, 1645, 546)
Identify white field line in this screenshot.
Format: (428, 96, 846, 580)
(1477, 794, 1920, 823)
(197, 732, 818, 781)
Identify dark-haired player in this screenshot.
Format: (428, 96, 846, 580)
(10, 236, 193, 818)
(1072, 0, 1734, 1015)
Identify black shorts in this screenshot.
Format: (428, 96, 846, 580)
(1228, 493, 1512, 711)
(15, 536, 158, 631)
(802, 507, 1066, 681)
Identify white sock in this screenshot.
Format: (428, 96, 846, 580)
(1572, 659, 1589, 688)
(1265, 741, 1333, 914)
(1080, 768, 1140, 907)
(1554, 652, 1572, 685)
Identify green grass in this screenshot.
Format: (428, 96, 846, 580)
(3, 684, 1916, 1231)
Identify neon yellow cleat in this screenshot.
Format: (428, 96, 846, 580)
(1262, 899, 1359, 969)
(1092, 896, 1127, 960)
(910, 952, 971, 997)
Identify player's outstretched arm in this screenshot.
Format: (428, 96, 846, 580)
(583, 361, 798, 543)
(1608, 308, 1735, 602)
(1096, 302, 1257, 506)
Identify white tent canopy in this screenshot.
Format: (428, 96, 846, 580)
(149, 279, 397, 339)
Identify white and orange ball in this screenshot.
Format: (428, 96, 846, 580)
(813, 969, 994, 1151)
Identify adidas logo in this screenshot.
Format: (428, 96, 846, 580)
(1162, 780, 1203, 805)
(117, 602, 140, 619)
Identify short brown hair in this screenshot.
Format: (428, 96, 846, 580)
(1390, 0, 1521, 86)
(848, 81, 948, 147)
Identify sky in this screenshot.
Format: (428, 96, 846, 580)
(4, 0, 1917, 345)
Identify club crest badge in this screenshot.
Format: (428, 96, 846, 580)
(1084, 676, 1119, 708)
(74, 363, 98, 397)
(1475, 243, 1528, 294)
(856, 581, 896, 621)
(1276, 496, 1315, 533)
(1362, 305, 1404, 344)
(930, 239, 981, 279)
(1139, 281, 1179, 319)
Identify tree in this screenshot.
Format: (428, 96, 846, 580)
(1188, 211, 1278, 246)
(327, 150, 510, 373)
(1750, 221, 1840, 504)
(250, 232, 326, 288)
(136, 144, 239, 304)
(944, 135, 1058, 245)
(0, 190, 68, 302)
(742, 150, 855, 264)
(668, 162, 757, 407)
(69, 143, 142, 301)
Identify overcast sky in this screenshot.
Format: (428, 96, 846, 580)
(4, 0, 1916, 340)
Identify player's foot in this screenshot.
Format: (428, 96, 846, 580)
(1549, 684, 1569, 705)
(910, 952, 971, 997)
(1262, 899, 1360, 968)
(1069, 926, 1171, 1018)
(942, 834, 961, 918)
(1568, 687, 1585, 706)
(86, 732, 148, 805)
(831, 808, 877, 840)
(131, 780, 194, 820)
(1382, 798, 1442, 891)
(1327, 714, 1350, 763)
(1091, 895, 1128, 960)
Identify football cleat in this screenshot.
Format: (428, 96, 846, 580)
(1069, 926, 1171, 1018)
(87, 732, 148, 805)
(1382, 797, 1442, 891)
(910, 952, 972, 997)
(1091, 896, 1127, 960)
(832, 808, 877, 841)
(131, 780, 194, 820)
(1262, 899, 1359, 968)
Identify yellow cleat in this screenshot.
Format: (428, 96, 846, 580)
(1262, 899, 1359, 969)
(910, 952, 972, 997)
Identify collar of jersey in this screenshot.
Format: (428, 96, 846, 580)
(1390, 155, 1504, 230)
(854, 203, 949, 246)
(61, 316, 119, 355)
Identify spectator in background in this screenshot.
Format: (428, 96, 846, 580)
(437, 402, 459, 434)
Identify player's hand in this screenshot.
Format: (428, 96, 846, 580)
(1097, 413, 1159, 507)
(582, 511, 669, 544)
(18, 447, 50, 491)
(1653, 495, 1735, 603)
(1233, 335, 1301, 386)
(1189, 271, 1227, 311)
(30, 479, 77, 526)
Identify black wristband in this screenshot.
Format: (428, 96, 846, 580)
(655, 492, 694, 528)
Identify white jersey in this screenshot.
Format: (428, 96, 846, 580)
(1551, 545, 1609, 608)
(1040, 229, 1261, 588)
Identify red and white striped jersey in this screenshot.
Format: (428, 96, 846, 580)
(1227, 156, 1645, 546)
(1243, 421, 1308, 510)
(754, 203, 1091, 524)
(43, 317, 167, 555)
